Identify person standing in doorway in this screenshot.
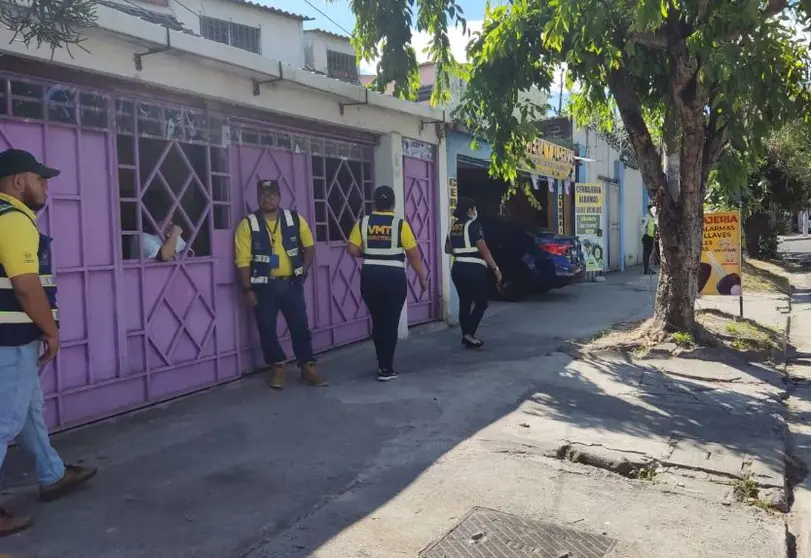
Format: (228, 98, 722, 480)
(446, 197, 501, 348)
(0, 149, 97, 537)
(347, 186, 427, 381)
(235, 179, 326, 390)
(641, 202, 658, 275)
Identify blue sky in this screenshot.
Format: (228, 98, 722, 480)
(265, 0, 489, 72)
(263, 0, 567, 110)
(264, 0, 488, 38)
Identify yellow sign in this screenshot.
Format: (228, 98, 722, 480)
(700, 210, 742, 296)
(574, 183, 604, 272)
(574, 182, 603, 236)
(449, 177, 458, 220)
(520, 138, 575, 180)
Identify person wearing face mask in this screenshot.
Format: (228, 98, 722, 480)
(347, 185, 427, 381)
(445, 197, 502, 348)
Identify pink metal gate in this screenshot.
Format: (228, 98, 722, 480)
(229, 124, 374, 367)
(115, 98, 240, 413)
(403, 138, 440, 325)
(0, 77, 122, 429)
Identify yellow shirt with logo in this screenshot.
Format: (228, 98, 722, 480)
(234, 212, 315, 277)
(0, 193, 40, 278)
(348, 212, 418, 250)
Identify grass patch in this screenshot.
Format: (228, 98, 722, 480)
(697, 309, 782, 360)
(742, 258, 791, 294)
(733, 477, 759, 500)
(672, 331, 695, 348)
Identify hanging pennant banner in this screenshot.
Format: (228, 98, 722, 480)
(530, 174, 541, 190)
(547, 177, 555, 192)
(564, 180, 571, 195)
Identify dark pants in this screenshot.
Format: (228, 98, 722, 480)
(642, 234, 654, 273)
(452, 262, 489, 337)
(253, 278, 314, 366)
(360, 267, 407, 371)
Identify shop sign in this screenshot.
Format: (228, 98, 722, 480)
(557, 192, 565, 234)
(575, 182, 604, 272)
(520, 138, 575, 180)
(574, 183, 603, 235)
(700, 210, 742, 296)
(448, 177, 458, 221)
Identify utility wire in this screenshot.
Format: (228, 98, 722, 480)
(301, 0, 355, 38)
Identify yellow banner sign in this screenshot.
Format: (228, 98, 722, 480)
(700, 210, 742, 296)
(520, 138, 576, 180)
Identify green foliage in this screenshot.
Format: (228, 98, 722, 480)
(332, 0, 468, 106)
(707, 119, 811, 219)
(0, 0, 96, 54)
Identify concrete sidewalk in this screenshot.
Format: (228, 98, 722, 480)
(0, 269, 794, 558)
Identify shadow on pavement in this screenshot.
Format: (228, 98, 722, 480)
(9, 279, 757, 558)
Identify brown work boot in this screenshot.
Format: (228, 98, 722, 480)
(268, 363, 286, 390)
(40, 464, 97, 502)
(0, 507, 32, 537)
(300, 362, 327, 387)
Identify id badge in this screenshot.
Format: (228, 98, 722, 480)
(269, 253, 280, 270)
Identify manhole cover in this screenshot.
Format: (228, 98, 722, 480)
(420, 507, 617, 558)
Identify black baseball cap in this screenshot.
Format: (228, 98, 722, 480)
(0, 149, 60, 180)
(257, 179, 280, 193)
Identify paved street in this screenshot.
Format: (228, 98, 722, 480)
(0, 269, 797, 558)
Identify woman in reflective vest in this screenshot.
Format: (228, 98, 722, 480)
(446, 197, 501, 348)
(347, 186, 427, 381)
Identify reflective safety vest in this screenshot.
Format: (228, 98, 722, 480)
(248, 209, 304, 284)
(0, 200, 59, 347)
(646, 215, 656, 237)
(360, 213, 405, 269)
(448, 218, 486, 267)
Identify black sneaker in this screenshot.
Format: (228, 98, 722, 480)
(377, 369, 399, 382)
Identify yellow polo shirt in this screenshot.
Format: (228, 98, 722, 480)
(234, 212, 314, 277)
(0, 193, 40, 278)
(348, 212, 418, 250)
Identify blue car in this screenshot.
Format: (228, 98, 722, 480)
(479, 216, 585, 302)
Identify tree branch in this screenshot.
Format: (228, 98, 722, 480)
(763, 0, 789, 19)
(607, 66, 668, 201)
(702, 108, 727, 183)
(631, 31, 667, 49)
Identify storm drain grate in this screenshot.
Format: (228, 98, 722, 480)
(420, 507, 617, 558)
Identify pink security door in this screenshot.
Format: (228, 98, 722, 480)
(403, 138, 440, 325)
(229, 124, 374, 363)
(0, 76, 124, 429)
(115, 98, 240, 412)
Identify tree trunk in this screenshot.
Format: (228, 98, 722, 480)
(654, 185, 703, 332)
(743, 213, 769, 257)
(653, 106, 707, 333)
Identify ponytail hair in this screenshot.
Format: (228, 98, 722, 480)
(453, 196, 476, 220)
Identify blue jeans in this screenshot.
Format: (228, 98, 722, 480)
(253, 279, 315, 366)
(0, 340, 65, 487)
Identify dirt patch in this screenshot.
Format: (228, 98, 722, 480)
(743, 259, 792, 294)
(696, 309, 784, 362)
(577, 310, 784, 365)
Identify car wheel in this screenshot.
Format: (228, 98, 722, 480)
(495, 267, 530, 302)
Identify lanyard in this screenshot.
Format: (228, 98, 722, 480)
(269, 216, 280, 249)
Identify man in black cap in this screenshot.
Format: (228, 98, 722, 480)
(234, 179, 326, 389)
(0, 149, 97, 537)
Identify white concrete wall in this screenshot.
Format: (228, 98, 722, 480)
(573, 126, 645, 270)
(303, 30, 356, 75)
(622, 166, 645, 267)
(112, 0, 305, 67)
(0, 7, 443, 144)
